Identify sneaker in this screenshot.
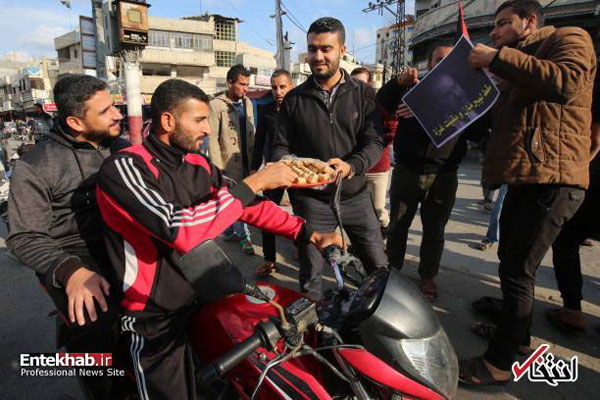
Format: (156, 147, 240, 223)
(223, 233, 241, 242)
(240, 238, 255, 255)
(255, 261, 277, 277)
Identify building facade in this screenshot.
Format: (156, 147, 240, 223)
(0, 58, 59, 118)
(410, 0, 600, 73)
(54, 13, 277, 98)
(375, 16, 415, 72)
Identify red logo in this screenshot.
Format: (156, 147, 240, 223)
(512, 344, 578, 386)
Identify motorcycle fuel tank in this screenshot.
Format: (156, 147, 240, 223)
(189, 283, 330, 399)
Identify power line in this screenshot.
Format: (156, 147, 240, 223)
(280, 1, 307, 33)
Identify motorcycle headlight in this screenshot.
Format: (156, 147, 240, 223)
(399, 329, 458, 399)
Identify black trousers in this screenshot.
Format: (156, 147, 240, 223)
(386, 165, 458, 279)
(122, 303, 212, 400)
(292, 188, 388, 299)
(44, 278, 121, 400)
(485, 185, 584, 370)
(551, 181, 600, 311)
(262, 189, 295, 262)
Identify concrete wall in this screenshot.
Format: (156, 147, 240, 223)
(149, 16, 214, 35)
(141, 47, 214, 67)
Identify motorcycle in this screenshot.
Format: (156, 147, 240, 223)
(49, 173, 459, 399)
(180, 173, 458, 399)
(185, 241, 458, 400)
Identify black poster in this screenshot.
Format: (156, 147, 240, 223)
(402, 36, 500, 148)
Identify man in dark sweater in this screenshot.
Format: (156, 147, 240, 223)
(377, 44, 480, 301)
(6, 74, 128, 399)
(251, 69, 296, 277)
(273, 17, 386, 299)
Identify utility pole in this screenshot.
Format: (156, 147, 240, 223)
(91, 0, 108, 81)
(363, 0, 407, 77)
(273, 0, 286, 69)
(102, 0, 150, 144)
(122, 50, 143, 144)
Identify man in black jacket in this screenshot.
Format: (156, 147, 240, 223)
(251, 69, 296, 277)
(377, 44, 480, 301)
(7, 74, 128, 399)
(273, 17, 386, 299)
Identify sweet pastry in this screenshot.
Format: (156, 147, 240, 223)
(281, 159, 333, 184)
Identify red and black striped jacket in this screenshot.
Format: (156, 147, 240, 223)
(97, 134, 308, 316)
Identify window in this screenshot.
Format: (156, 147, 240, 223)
(214, 51, 236, 67)
(142, 67, 170, 76)
(149, 30, 169, 47)
(73, 49, 78, 59)
(57, 47, 70, 60)
(257, 68, 273, 77)
(193, 34, 212, 51)
(173, 33, 193, 48)
(215, 20, 236, 41)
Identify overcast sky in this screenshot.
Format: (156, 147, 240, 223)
(0, 0, 416, 64)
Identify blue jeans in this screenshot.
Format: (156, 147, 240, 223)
(485, 184, 508, 243)
(224, 221, 250, 240)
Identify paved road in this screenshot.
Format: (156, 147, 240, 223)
(1, 157, 598, 399)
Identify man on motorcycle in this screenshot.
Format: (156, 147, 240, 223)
(97, 78, 343, 399)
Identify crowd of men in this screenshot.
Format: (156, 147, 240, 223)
(5, 0, 599, 398)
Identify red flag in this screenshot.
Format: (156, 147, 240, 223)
(455, 0, 470, 42)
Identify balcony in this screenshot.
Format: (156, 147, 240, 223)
(412, 0, 599, 46)
(21, 89, 47, 103)
(2, 101, 13, 112)
(140, 47, 214, 67)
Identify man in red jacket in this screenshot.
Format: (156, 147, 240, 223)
(97, 79, 342, 399)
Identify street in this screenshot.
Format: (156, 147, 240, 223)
(1, 155, 599, 400)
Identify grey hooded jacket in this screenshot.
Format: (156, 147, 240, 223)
(6, 124, 129, 289)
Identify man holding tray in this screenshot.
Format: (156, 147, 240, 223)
(273, 17, 386, 299)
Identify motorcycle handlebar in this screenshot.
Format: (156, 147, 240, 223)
(323, 245, 344, 290)
(200, 320, 281, 384)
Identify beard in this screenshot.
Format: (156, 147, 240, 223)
(81, 127, 118, 143)
(170, 123, 200, 152)
(310, 59, 340, 80)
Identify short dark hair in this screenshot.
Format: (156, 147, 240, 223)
(427, 42, 454, 64)
(496, 0, 544, 27)
(150, 79, 209, 126)
(53, 74, 107, 123)
(226, 64, 251, 83)
(307, 17, 345, 45)
(271, 69, 292, 81)
(350, 67, 372, 82)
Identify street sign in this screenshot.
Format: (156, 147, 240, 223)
(79, 16, 97, 70)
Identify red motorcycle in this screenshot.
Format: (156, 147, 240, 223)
(178, 238, 458, 400)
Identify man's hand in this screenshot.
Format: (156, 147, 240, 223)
(65, 268, 110, 326)
(469, 44, 499, 69)
(327, 158, 352, 179)
(396, 104, 414, 119)
(310, 231, 344, 252)
(397, 67, 420, 87)
(243, 162, 296, 193)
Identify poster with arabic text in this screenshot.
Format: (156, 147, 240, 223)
(402, 35, 500, 148)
